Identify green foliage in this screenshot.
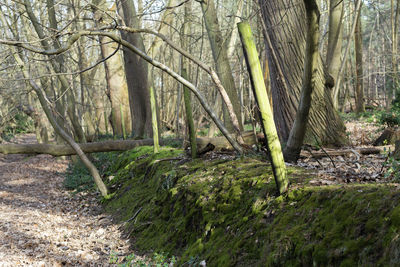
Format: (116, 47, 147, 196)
(1, 112, 34, 141)
(378, 110, 400, 127)
(63, 152, 120, 193)
(383, 156, 400, 182)
(377, 99, 400, 127)
(102, 146, 400, 266)
(64, 161, 94, 192)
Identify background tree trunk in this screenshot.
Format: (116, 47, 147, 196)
(284, 0, 321, 162)
(327, 0, 344, 108)
(92, 0, 132, 136)
(200, 0, 243, 132)
(259, 0, 346, 146)
(354, 0, 365, 113)
(117, 0, 152, 138)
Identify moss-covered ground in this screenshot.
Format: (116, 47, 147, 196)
(94, 146, 400, 266)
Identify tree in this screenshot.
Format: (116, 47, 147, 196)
(327, 0, 344, 109)
(259, 0, 346, 146)
(0, 10, 109, 197)
(354, 0, 365, 113)
(283, 0, 321, 162)
(116, 0, 152, 138)
(23, 0, 86, 143)
(391, 0, 400, 104)
(92, 0, 131, 137)
(199, 0, 243, 133)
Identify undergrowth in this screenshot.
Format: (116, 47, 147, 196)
(1, 112, 34, 141)
(64, 152, 120, 193)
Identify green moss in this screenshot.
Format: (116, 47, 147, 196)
(102, 146, 400, 266)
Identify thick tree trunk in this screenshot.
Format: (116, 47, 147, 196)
(93, 0, 132, 136)
(117, 0, 152, 138)
(284, 0, 321, 163)
(259, 0, 346, 146)
(391, 0, 400, 103)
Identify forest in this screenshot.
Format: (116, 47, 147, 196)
(1, 0, 400, 265)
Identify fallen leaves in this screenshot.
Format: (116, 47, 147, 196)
(0, 134, 130, 266)
(297, 120, 392, 186)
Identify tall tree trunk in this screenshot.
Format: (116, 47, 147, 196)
(327, 0, 344, 108)
(116, 0, 152, 138)
(92, 0, 132, 136)
(354, 0, 365, 113)
(182, 1, 197, 158)
(391, 0, 400, 103)
(200, 0, 243, 133)
(259, 0, 346, 146)
(284, 0, 321, 162)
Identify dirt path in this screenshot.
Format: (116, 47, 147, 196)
(0, 135, 129, 266)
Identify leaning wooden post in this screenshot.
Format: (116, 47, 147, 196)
(182, 68, 198, 158)
(238, 21, 289, 195)
(149, 86, 160, 153)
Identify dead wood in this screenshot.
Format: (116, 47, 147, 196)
(300, 146, 392, 159)
(0, 132, 261, 156)
(0, 139, 155, 156)
(373, 128, 400, 146)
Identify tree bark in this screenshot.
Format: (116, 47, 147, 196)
(0, 133, 260, 156)
(182, 1, 197, 158)
(327, 0, 344, 108)
(354, 0, 365, 113)
(259, 0, 346, 146)
(116, 0, 152, 138)
(200, 0, 243, 133)
(284, 0, 321, 163)
(92, 0, 132, 136)
(238, 21, 288, 195)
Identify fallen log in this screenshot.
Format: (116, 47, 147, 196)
(300, 146, 393, 159)
(0, 139, 155, 156)
(0, 132, 260, 156)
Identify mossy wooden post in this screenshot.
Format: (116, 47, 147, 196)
(182, 68, 198, 158)
(238, 21, 289, 194)
(149, 86, 160, 153)
(120, 104, 127, 140)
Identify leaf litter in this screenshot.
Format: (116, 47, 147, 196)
(0, 135, 130, 266)
(297, 120, 393, 185)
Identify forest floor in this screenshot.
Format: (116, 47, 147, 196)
(0, 134, 130, 266)
(0, 118, 392, 266)
(297, 118, 391, 185)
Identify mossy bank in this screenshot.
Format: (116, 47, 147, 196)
(68, 146, 400, 266)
